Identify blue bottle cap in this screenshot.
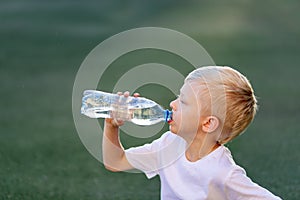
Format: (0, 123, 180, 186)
(164, 110, 173, 123)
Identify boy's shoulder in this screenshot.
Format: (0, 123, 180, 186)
(158, 131, 186, 148)
(160, 131, 185, 142)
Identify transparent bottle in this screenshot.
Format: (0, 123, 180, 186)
(81, 90, 172, 126)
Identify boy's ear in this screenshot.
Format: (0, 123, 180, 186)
(201, 116, 219, 133)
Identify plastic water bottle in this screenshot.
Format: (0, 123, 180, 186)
(81, 90, 172, 126)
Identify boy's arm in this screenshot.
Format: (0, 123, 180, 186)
(225, 166, 282, 199)
(102, 118, 134, 172)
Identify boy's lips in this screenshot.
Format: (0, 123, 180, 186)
(167, 119, 173, 124)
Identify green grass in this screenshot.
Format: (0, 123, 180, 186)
(1, 0, 299, 199)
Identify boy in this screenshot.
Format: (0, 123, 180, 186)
(102, 66, 281, 199)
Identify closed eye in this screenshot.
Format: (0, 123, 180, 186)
(176, 94, 186, 104)
(178, 96, 186, 104)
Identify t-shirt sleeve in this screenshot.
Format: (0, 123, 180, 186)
(125, 142, 159, 179)
(225, 166, 282, 200)
(125, 132, 185, 179)
(125, 133, 166, 179)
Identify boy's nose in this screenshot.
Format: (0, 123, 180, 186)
(169, 100, 177, 111)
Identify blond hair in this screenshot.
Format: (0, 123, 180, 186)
(185, 66, 257, 144)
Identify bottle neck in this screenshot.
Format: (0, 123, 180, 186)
(164, 110, 172, 123)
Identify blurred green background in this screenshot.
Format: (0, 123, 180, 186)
(1, 0, 299, 199)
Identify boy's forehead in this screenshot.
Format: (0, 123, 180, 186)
(180, 82, 192, 94)
(180, 81, 205, 95)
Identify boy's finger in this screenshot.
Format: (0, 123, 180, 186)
(123, 91, 130, 97)
(133, 93, 140, 97)
(113, 119, 124, 126)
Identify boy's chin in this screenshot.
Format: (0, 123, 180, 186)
(169, 126, 178, 134)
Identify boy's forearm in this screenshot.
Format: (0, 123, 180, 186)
(102, 120, 127, 171)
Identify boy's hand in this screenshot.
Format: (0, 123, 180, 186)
(105, 118, 124, 128)
(105, 91, 140, 128)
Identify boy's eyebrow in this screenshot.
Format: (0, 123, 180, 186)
(179, 92, 185, 99)
(179, 88, 185, 95)
(179, 90, 183, 97)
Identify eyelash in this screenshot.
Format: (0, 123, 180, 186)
(177, 95, 185, 104)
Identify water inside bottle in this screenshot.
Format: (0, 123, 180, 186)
(81, 107, 110, 118)
(130, 104, 165, 126)
(81, 96, 165, 125)
(81, 95, 111, 118)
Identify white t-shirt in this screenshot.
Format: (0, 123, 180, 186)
(125, 131, 281, 200)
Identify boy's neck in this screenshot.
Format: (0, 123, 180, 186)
(185, 136, 220, 162)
